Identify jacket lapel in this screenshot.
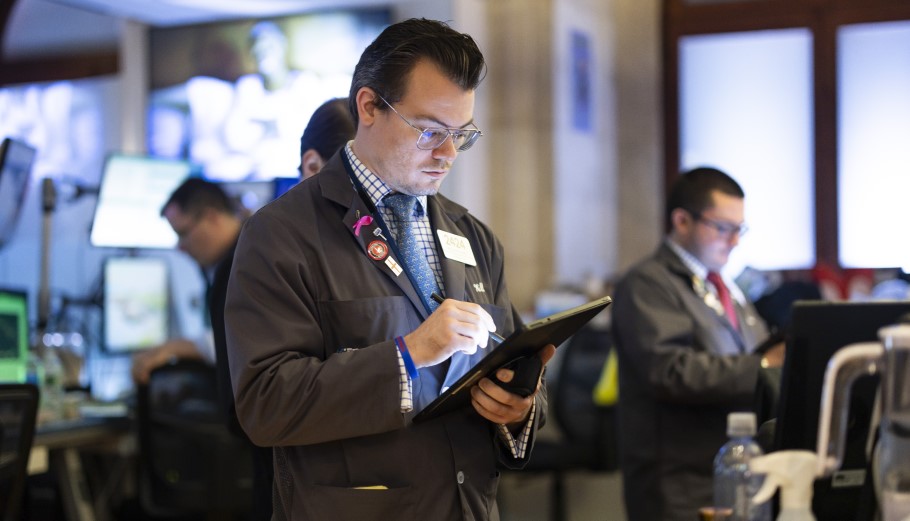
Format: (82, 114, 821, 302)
(427, 196, 467, 302)
(321, 155, 428, 317)
(657, 243, 748, 350)
(426, 195, 481, 389)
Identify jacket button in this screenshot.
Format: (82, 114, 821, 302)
(456, 471, 465, 484)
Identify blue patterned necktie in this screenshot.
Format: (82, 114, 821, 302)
(384, 193, 441, 314)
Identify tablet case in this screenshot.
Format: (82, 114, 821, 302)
(412, 295, 612, 423)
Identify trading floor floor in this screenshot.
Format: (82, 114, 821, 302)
(499, 470, 626, 521)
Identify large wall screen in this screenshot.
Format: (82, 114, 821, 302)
(148, 9, 389, 182)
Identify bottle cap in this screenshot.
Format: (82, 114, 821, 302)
(727, 412, 757, 437)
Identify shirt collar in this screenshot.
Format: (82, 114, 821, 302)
(344, 143, 428, 216)
(665, 238, 746, 304)
(666, 237, 708, 280)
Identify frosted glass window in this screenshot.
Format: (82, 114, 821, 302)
(838, 21, 910, 270)
(680, 29, 814, 273)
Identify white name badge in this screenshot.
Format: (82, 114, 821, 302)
(385, 256, 403, 276)
(436, 230, 477, 266)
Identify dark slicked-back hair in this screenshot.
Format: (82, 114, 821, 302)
(161, 178, 235, 218)
(300, 97, 355, 162)
(665, 167, 744, 229)
(348, 18, 486, 126)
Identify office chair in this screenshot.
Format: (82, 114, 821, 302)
(516, 325, 619, 521)
(136, 359, 253, 521)
(0, 383, 39, 521)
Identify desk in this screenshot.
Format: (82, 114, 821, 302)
(30, 415, 134, 521)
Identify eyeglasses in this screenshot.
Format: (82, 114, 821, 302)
(173, 215, 202, 241)
(376, 94, 483, 152)
(693, 212, 749, 238)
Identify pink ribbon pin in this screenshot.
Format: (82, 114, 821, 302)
(353, 215, 374, 236)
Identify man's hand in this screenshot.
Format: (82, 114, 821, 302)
(470, 344, 556, 426)
(403, 298, 498, 368)
(131, 338, 202, 384)
(761, 341, 786, 368)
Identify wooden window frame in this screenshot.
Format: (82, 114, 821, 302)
(663, 0, 910, 267)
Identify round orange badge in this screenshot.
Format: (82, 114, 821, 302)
(367, 240, 389, 261)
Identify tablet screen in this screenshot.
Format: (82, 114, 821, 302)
(412, 296, 612, 423)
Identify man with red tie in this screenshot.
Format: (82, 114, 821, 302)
(612, 167, 785, 521)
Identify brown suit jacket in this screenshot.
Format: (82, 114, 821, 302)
(224, 153, 545, 521)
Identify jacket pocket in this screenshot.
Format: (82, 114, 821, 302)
(296, 484, 417, 521)
(318, 296, 419, 351)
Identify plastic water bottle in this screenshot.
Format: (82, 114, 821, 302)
(39, 345, 66, 421)
(713, 412, 771, 521)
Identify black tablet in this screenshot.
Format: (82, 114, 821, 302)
(412, 295, 612, 423)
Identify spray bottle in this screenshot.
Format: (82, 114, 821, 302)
(750, 450, 817, 521)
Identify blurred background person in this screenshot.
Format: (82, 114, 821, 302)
(298, 97, 355, 179)
(611, 167, 784, 521)
(130, 179, 241, 385)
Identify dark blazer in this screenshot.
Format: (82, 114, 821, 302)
(612, 242, 769, 521)
(211, 241, 239, 435)
(210, 240, 273, 521)
(224, 152, 545, 521)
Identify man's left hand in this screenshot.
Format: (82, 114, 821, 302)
(469, 344, 556, 426)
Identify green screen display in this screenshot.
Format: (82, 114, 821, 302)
(0, 289, 28, 383)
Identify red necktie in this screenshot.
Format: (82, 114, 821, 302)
(707, 272, 739, 331)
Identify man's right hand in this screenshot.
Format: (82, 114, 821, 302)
(761, 341, 786, 368)
(403, 298, 498, 368)
(131, 338, 202, 384)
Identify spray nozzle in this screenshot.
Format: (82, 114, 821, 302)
(750, 450, 818, 516)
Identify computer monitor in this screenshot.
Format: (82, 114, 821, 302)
(218, 180, 275, 217)
(102, 257, 170, 354)
(90, 154, 196, 249)
(273, 176, 299, 199)
(0, 138, 36, 251)
(0, 288, 30, 383)
(775, 299, 910, 520)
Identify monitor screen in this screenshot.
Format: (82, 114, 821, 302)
(102, 257, 169, 354)
(0, 288, 29, 383)
(273, 176, 299, 199)
(0, 138, 36, 251)
(147, 9, 389, 181)
(90, 155, 195, 249)
(775, 299, 910, 520)
(218, 180, 275, 217)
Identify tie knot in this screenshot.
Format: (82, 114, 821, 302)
(706, 271, 739, 330)
(706, 271, 725, 288)
(384, 193, 419, 223)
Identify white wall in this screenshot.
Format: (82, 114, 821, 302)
(393, 0, 452, 21)
(612, 0, 663, 274)
(442, 0, 493, 224)
(553, 0, 618, 287)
